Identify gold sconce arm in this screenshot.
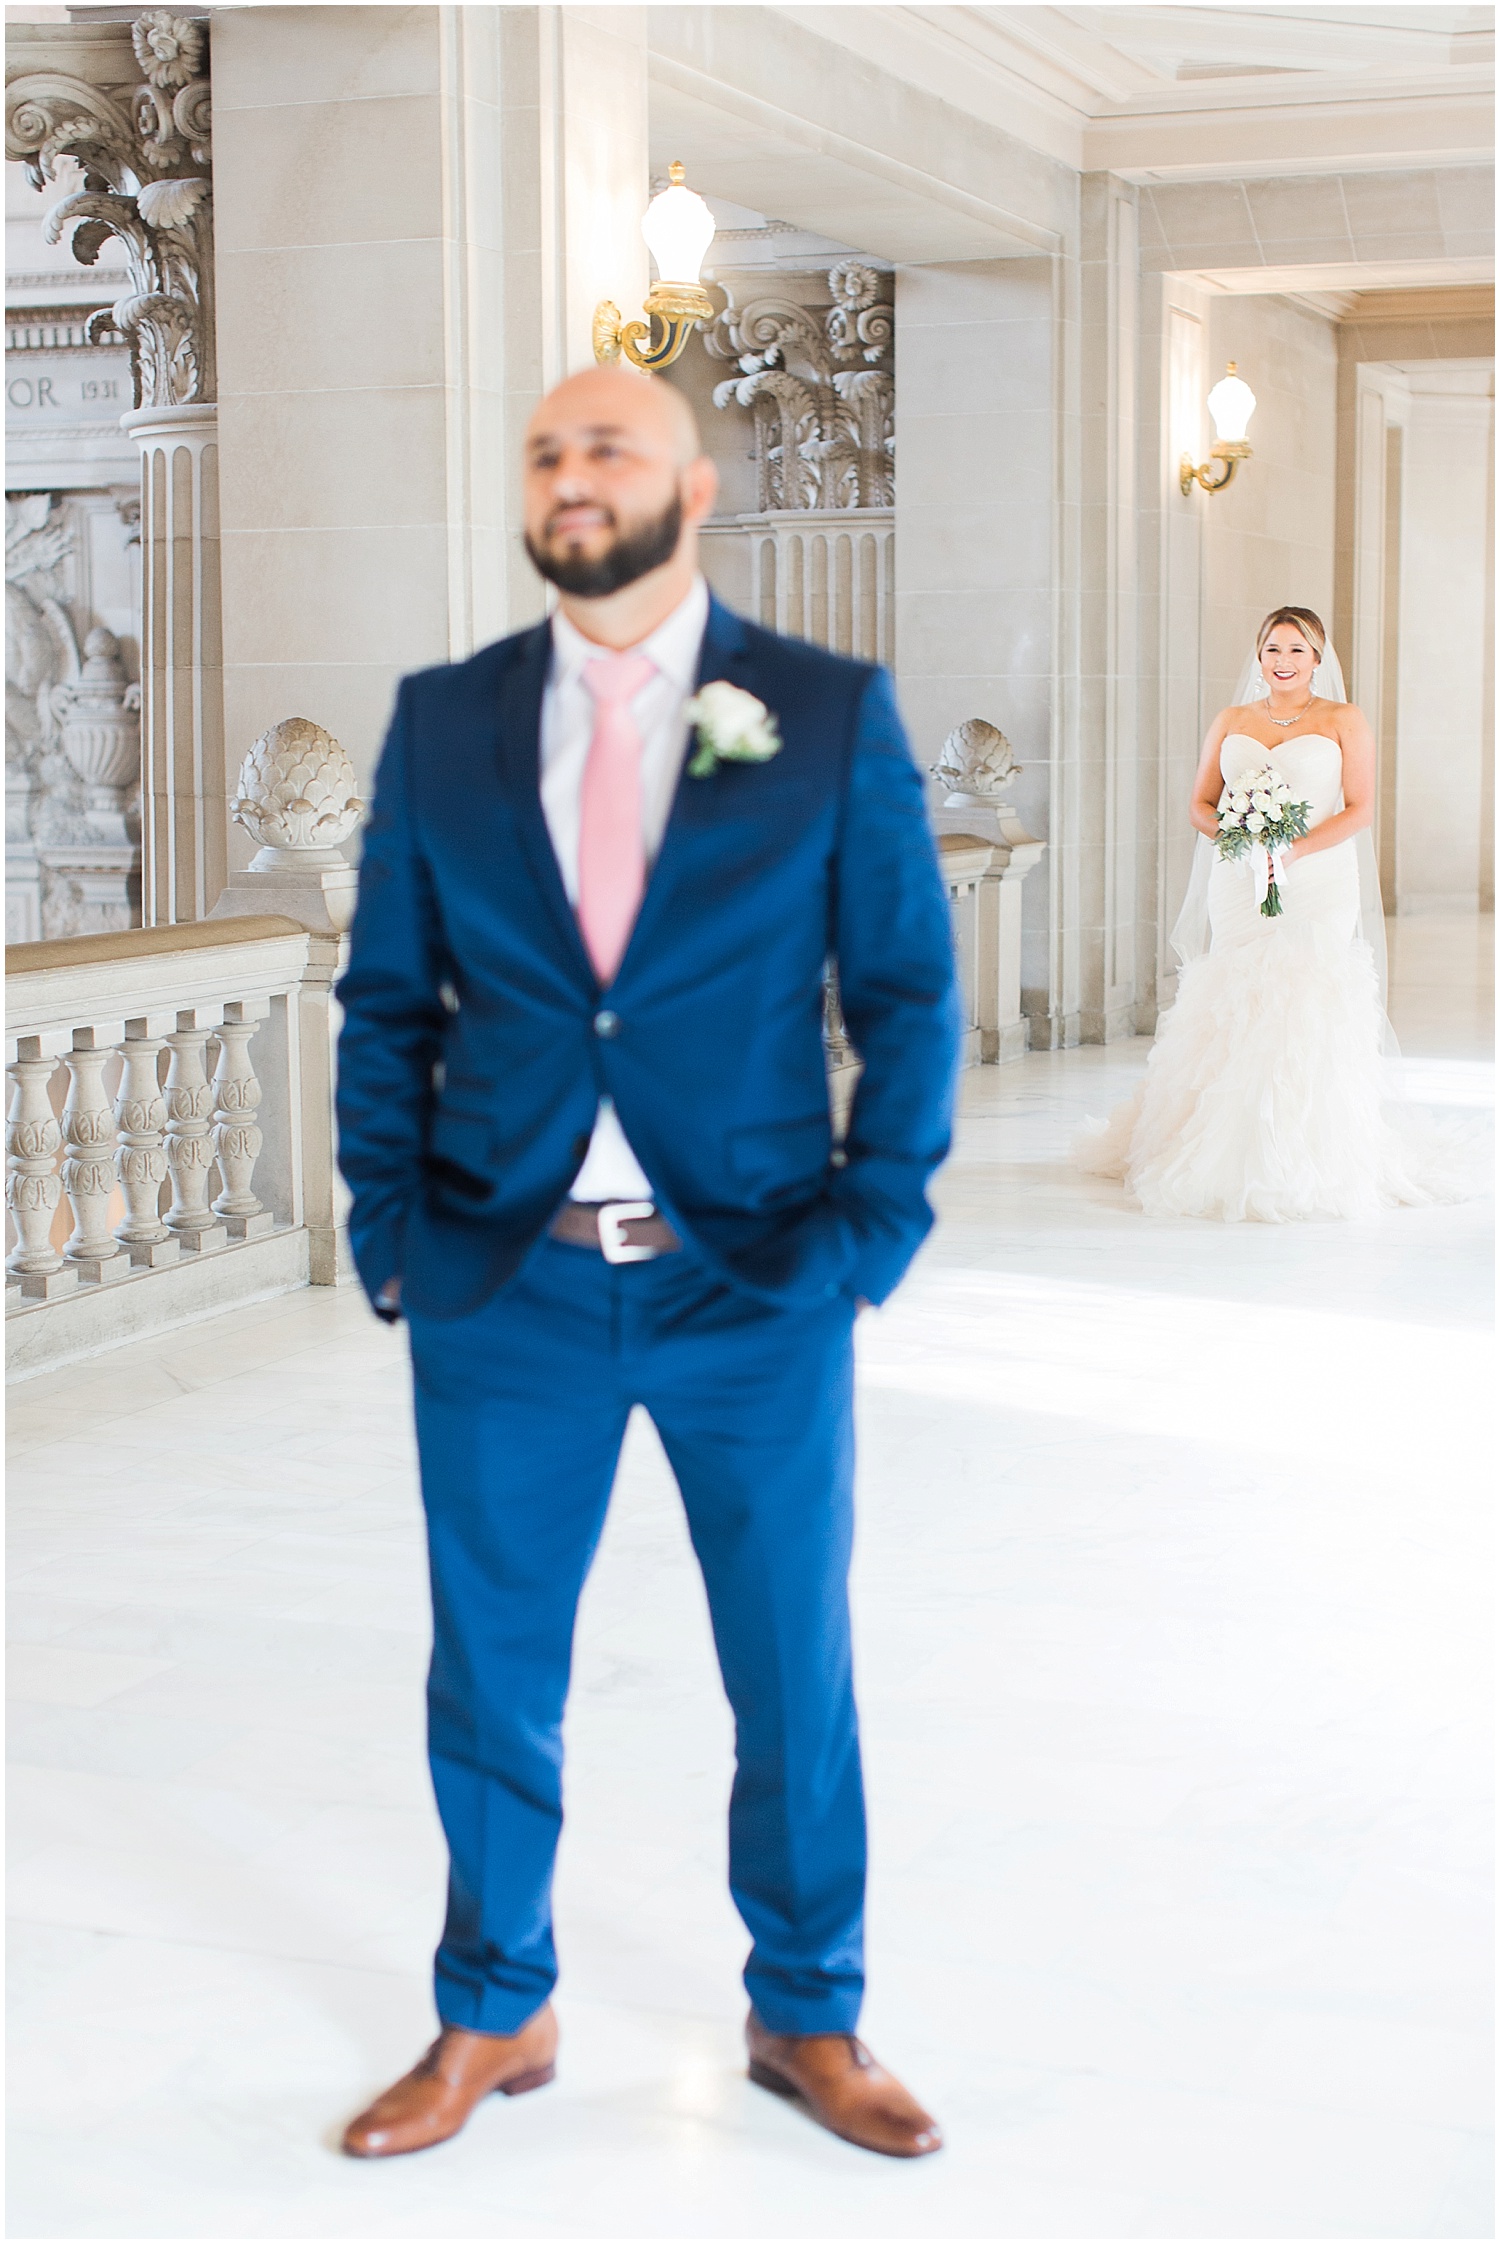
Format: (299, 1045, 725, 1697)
(593, 282, 715, 372)
(1180, 440, 1252, 496)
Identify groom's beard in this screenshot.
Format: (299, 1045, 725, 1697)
(526, 494, 683, 597)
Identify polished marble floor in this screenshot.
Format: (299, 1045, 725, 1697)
(7, 920, 1493, 2239)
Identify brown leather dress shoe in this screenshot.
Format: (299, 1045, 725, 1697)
(745, 2010, 943, 2158)
(341, 2007, 558, 2158)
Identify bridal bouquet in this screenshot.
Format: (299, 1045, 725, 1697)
(1216, 767, 1311, 918)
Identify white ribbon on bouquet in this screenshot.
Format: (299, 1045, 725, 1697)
(1251, 840, 1291, 910)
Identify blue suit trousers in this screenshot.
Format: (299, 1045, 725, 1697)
(407, 1233, 865, 2038)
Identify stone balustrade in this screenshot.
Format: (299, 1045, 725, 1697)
(825, 827, 1047, 1137)
(700, 511, 894, 667)
(939, 830, 1045, 1066)
(5, 914, 344, 1377)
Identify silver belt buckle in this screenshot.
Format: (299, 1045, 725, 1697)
(597, 1199, 657, 1264)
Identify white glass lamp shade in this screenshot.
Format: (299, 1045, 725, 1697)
(1207, 363, 1256, 445)
(641, 162, 716, 287)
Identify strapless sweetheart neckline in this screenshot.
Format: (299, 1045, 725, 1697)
(1223, 731, 1340, 753)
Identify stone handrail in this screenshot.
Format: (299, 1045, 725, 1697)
(6, 915, 345, 1376)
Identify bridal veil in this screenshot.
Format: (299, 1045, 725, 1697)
(1168, 641, 1393, 1021)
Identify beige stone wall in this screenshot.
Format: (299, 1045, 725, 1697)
(894, 258, 1057, 1009)
(1394, 376, 1495, 913)
(1201, 295, 1339, 722)
(210, 3, 649, 882)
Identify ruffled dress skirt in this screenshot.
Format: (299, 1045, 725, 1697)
(1077, 841, 1477, 1222)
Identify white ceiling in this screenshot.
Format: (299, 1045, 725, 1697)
(769, 4, 1494, 180)
(975, 6, 1495, 109)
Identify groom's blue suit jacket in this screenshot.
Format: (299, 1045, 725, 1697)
(335, 596, 962, 1322)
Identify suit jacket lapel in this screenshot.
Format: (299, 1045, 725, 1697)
(620, 597, 755, 969)
(494, 596, 757, 992)
(493, 620, 598, 985)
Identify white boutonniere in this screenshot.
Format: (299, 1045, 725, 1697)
(684, 681, 782, 779)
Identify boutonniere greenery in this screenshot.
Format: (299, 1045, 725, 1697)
(684, 681, 782, 779)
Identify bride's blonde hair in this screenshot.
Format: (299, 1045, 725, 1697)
(1256, 605, 1326, 658)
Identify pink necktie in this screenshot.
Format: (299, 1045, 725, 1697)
(578, 651, 655, 984)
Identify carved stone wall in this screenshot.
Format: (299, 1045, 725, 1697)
(5, 494, 142, 940)
(703, 260, 894, 512)
(8, 12, 221, 927)
(6, 10, 214, 411)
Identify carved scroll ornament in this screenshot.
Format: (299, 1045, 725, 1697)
(704, 260, 894, 512)
(5, 11, 214, 406)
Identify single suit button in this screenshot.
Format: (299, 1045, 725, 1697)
(593, 1009, 619, 1039)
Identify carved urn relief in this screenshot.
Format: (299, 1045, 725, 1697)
(50, 627, 142, 843)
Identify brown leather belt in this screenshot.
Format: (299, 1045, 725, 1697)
(548, 1198, 682, 1263)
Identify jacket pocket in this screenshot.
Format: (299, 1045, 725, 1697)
(426, 1106, 496, 1202)
(727, 1112, 832, 1204)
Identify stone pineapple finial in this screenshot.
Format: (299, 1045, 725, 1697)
(232, 717, 364, 868)
(930, 718, 1022, 805)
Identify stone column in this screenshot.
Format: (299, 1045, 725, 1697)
(6, 9, 221, 928)
(124, 402, 224, 925)
(1134, 267, 1211, 1018)
(895, 256, 1060, 1043)
(1076, 173, 1142, 1044)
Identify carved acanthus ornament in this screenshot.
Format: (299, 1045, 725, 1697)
(5, 11, 214, 406)
(704, 261, 894, 511)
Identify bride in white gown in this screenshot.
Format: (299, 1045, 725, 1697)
(1079, 605, 1474, 1223)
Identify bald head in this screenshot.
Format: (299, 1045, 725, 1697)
(522, 361, 717, 631)
(528, 364, 703, 469)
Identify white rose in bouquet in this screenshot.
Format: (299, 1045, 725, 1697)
(1215, 765, 1312, 916)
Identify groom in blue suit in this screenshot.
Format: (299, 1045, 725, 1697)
(336, 366, 960, 2161)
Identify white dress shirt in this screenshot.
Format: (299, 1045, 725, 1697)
(539, 574, 710, 1203)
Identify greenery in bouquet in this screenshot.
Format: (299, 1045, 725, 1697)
(1215, 766, 1312, 918)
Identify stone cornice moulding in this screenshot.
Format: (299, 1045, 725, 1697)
(1186, 257, 1494, 297)
(767, 5, 1493, 183)
(1092, 96, 1495, 183)
(648, 48, 1061, 261)
(5, 9, 215, 408)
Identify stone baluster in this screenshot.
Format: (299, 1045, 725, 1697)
(211, 1005, 272, 1239)
(163, 1016, 226, 1253)
(114, 1029, 178, 1268)
(5, 1046, 75, 1300)
(60, 1032, 127, 1281)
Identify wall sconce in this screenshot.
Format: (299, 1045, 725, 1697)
(1180, 363, 1257, 495)
(593, 162, 716, 372)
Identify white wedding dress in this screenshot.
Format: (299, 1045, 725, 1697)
(1078, 732, 1472, 1223)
